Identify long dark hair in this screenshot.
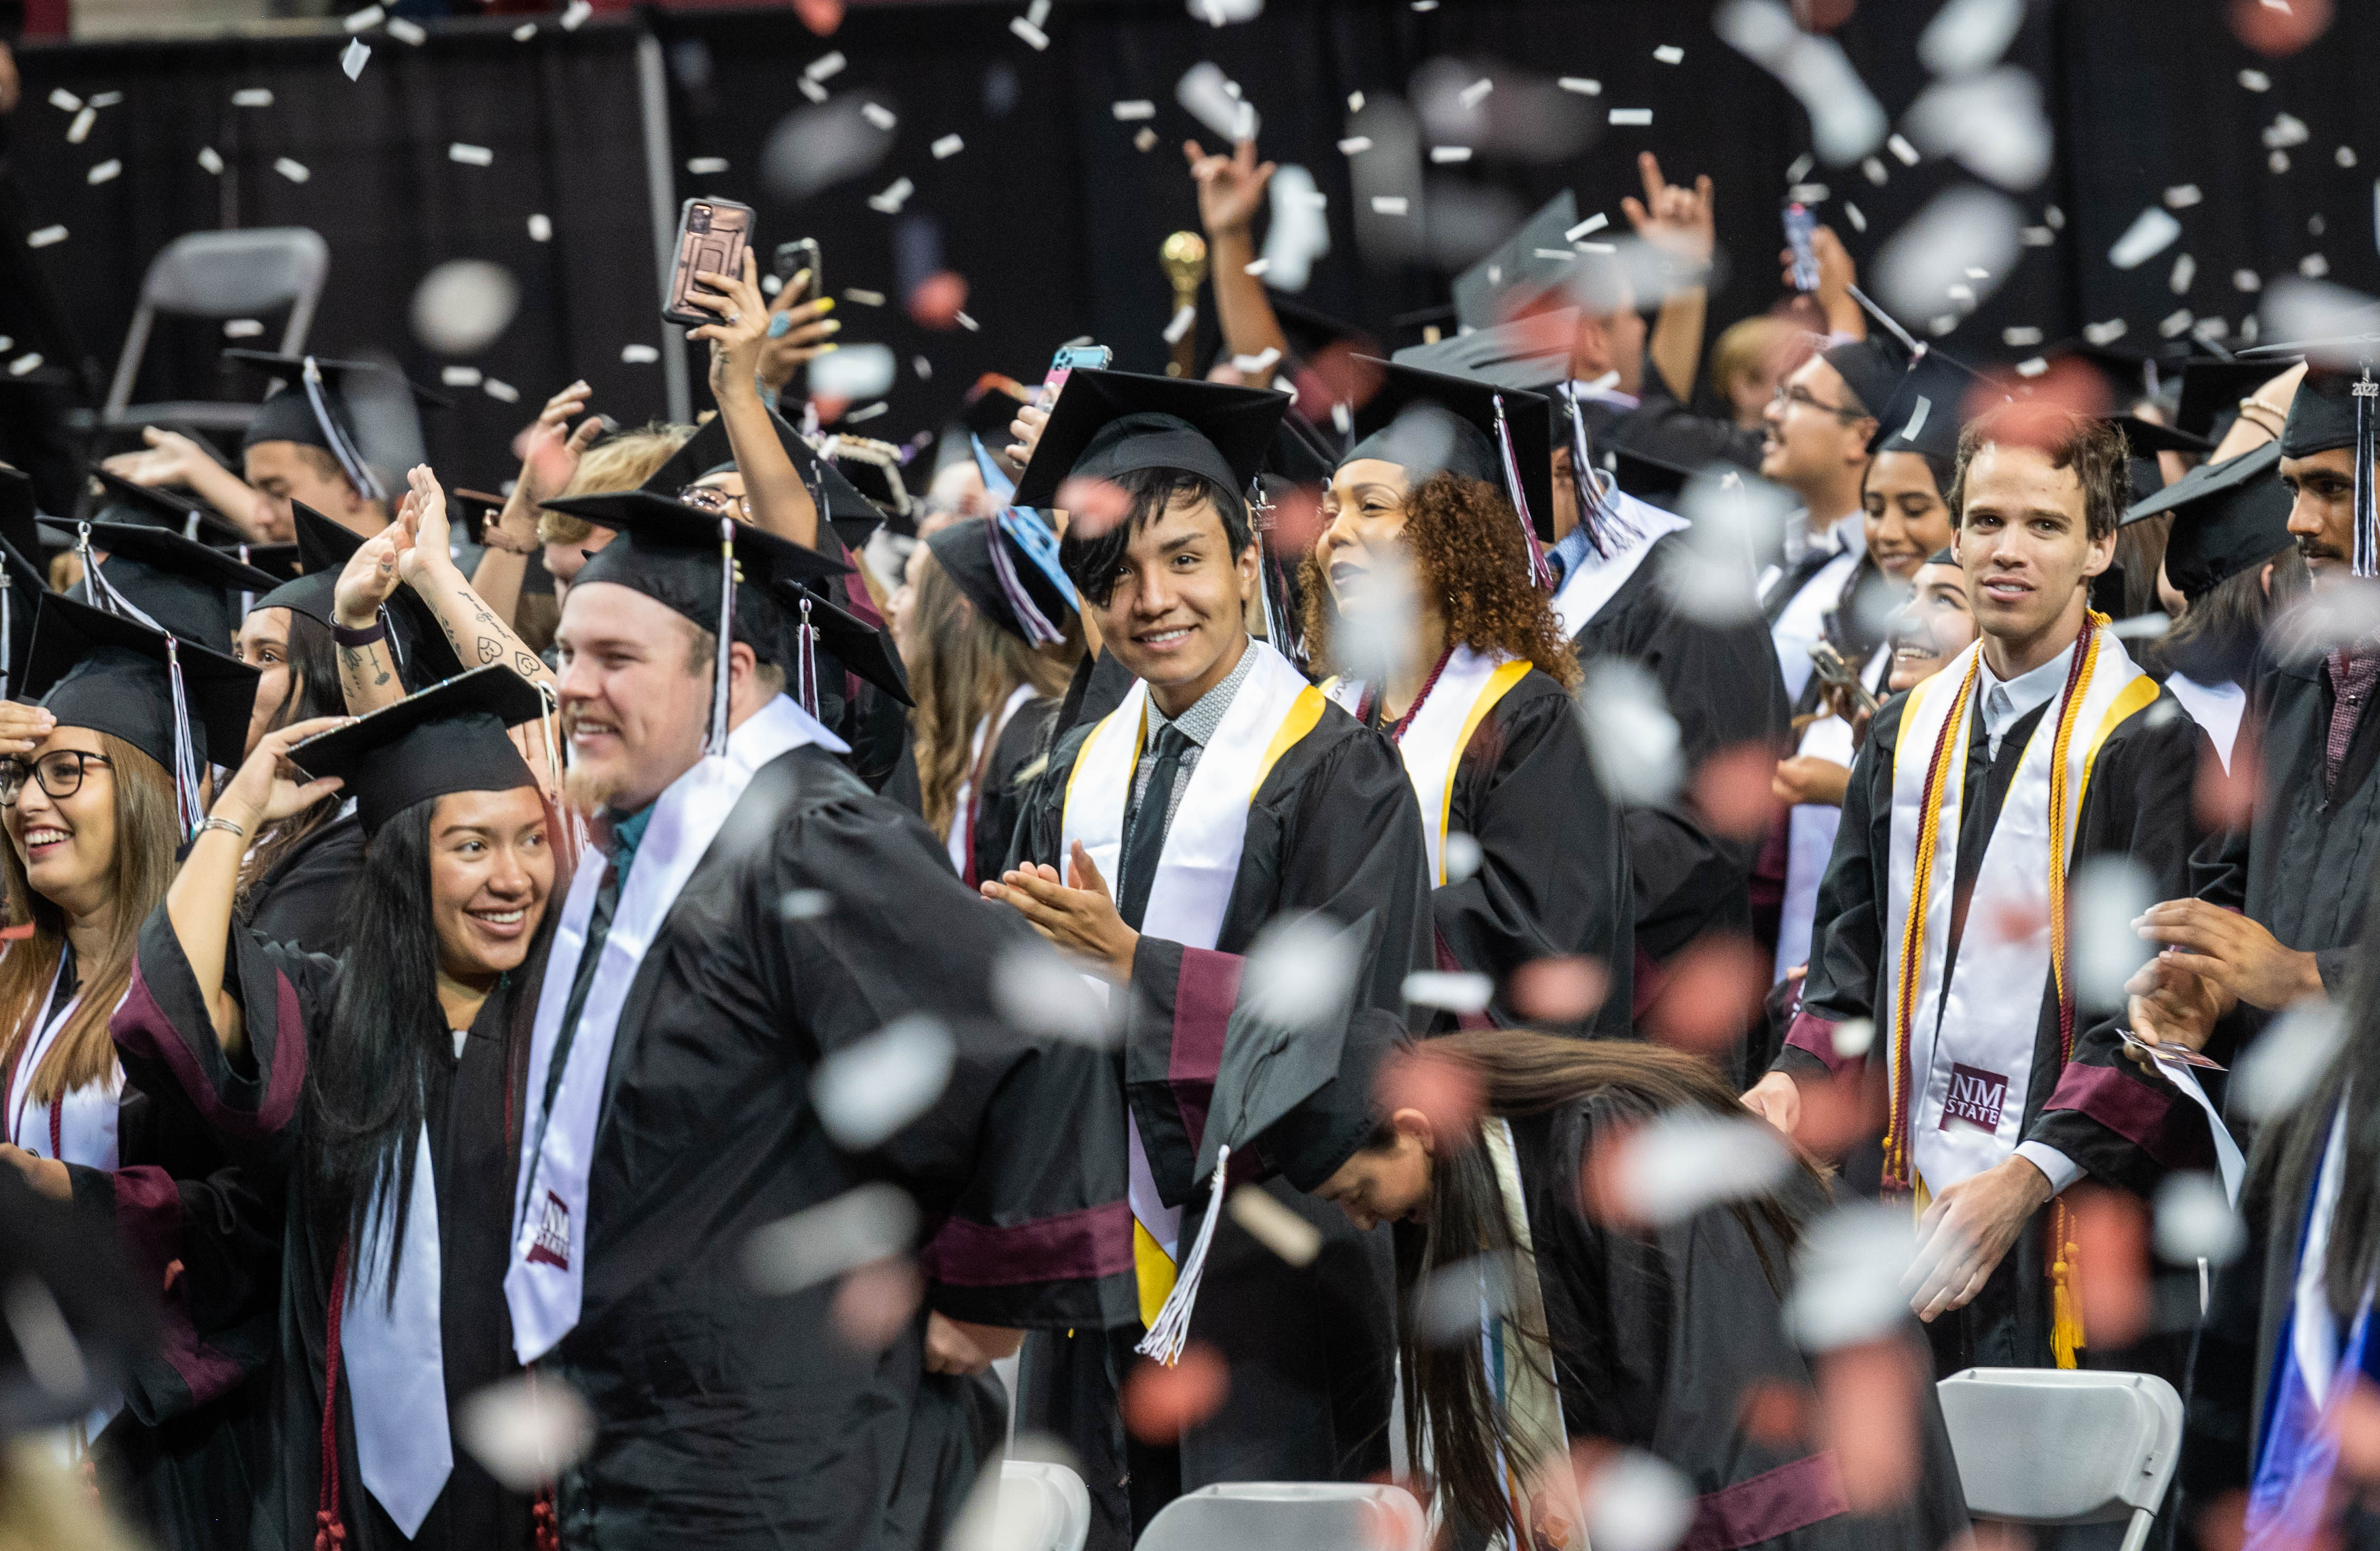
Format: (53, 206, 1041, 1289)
(237, 610, 346, 911)
(1387, 1031, 1820, 1546)
(2148, 544, 2308, 687)
(303, 794, 561, 1298)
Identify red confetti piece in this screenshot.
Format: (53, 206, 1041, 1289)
(1054, 476, 1133, 537)
(1815, 1338, 1922, 1512)
(1509, 955, 1610, 1024)
(2195, 735, 2259, 832)
(1375, 1043, 1485, 1146)
(1262, 483, 1324, 559)
(1695, 741, 1782, 842)
(792, 0, 845, 34)
(1120, 1343, 1229, 1441)
(2071, 1187, 2150, 1351)
(829, 1257, 922, 1352)
(2229, 0, 2330, 56)
(1738, 1380, 1811, 1447)
(1643, 934, 1765, 1053)
(0, 923, 33, 941)
(906, 271, 971, 331)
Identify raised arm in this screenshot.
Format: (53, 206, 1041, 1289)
(165, 718, 348, 1059)
(1622, 153, 1716, 405)
(102, 427, 273, 540)
(472, 379, 605, 628)
(331, 517, 415, 715)
(685, 249, 822, 552)
(393, 464, 557, 689)
(1187, 137, 1290, 389)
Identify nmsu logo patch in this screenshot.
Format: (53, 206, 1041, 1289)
(1940, 1063, 2009, 1133)
(529, 1190, 573, 1270)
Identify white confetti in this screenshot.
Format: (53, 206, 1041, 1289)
(1872, 183, 2022, 321)
(1029, 0, 1051, 25)
(512, 21, 537, 41)
(2107, 206, 2182, 270)
(2018, 225, 2054, 246)
(66, 106, 95, 144)
(1786, 152, 1814, 182)
(2001, 325, 2043, 346)
(1565, 213, 1609, 241)
(232, 87, 274, 107)
(1557, 77, 1601, 95)
(2235, 269, 2263, 292)
(1613, 1111, 1795, 1226)
(2071, 856, 2153, 1009)
(1411, 1, 1437, 10)
(2155, 1172, 2245, 1267)
(1862, 155, 1888, 185)
(843, 288, 884, 306)
(2301, 253, 2330, 279)
(1584, 1451, 1697, 1551)
(1403, 970, 1492, 1014)
(1009, 15, 1049, 49)
(341, 39, 371, 81)
(2340, 146, 2360, 168)
(482, 378, 519, 403)
(1714, 0, 1885, 164)
(26, 225, 67, 249)
(843, 401, 888, 423)
(1244, 913, 1364, 1032)
(1337, 135, 1373, 155)
(1888, 132, 1920, 164)
(1175, 61, 1256, 143)
(798, 78, 828, 104)
(742, 1183, 918, 1295)
(805, 49, 847, 81)
(2239, 68, 2270, 91)
(620, 343, 660, 364)
(2165, 183, 2202, 208)
(858, 102, 897, 133)
(1533, 247, 1579, 261)
(1789, 1201, 1919, 1350)
(410, 258, 520, 355)
(1904, 67, 2051, 190)
(527, 213, 552, 242)
(1832, 1018, 1876, 1059)
(954, 310, 979, 331)
(686, 155, 728, 174)
(2192, 316, 2231, 343)
(2264, 112, 2310, 150)
(2015, 355, 2048, 377)
(931, 134, 965, 159)
(2268, 149, 2291, 175)
(560, 0, 592, 29)
(1457, 77, 1494, 109)
(2084, 318, 2128, 345)
(1163, 303, 1197, 344)
(1442, 831, 1483, 884)
(1229, 1187, 1321, 1266)
(813, 1015, 955, 1150)
(387, 16, 426, 44)
(223, 318, 265, 338)
(1133, 127, 1159, 152)
(1576, 659, 1683, 806)
(1927, 314, 1958, 337)
(1608, 107, 1653, 126)
(2170, 253, 2195, 293)
(1844, 202, 1867, 232)
(913, 355, 930, 379)
(85, 159, 121, 185)
(1918, 0, 2025, 74)
(1370, 195, 1409, 215)
(198, 146, 224, 174)
(457, 1377, 595, 1492)
(440, 365, 483, 387)
(274, 157, 311, 183)
(1242, 257, 1271, 276)
(1112, 100, 1156, 121)
(810, 341, 898, 400)
(47, 88, 81, 113)
(868, 176, 914, 213)
(4, 1278, 85, 1398)
(2234, 1002, 2345, 1122)
(1653, 43, 1684, 63)
(1347, 90, 1365, 112)
(1258, 163, 1329, 289)
(1787, 182, 1829, 203)
(449, 142, 494, 167)
(343, 3, 383, 28)
(7, 354, 43, 376)
(1429, 145, 1472, 163)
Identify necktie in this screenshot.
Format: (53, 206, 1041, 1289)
(1117, 725, 1187, 932)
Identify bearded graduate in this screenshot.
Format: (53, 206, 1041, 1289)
(1303, 363, 1631, 1038)
(986, 369, 1431, 1549)
(1742, 407, 2218, 1382)
(497, 489, 1129, 1550)
(116, 668, 560, 1551)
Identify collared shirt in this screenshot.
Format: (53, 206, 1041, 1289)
(1546, 525, 1594, 588)
(601, 802, 656, 882)
(1127, 636, 1257, 849)
(1768, 511, 1868, 702)
(1978, 638, 2081, 760)
(2324, 647, 2380, 789)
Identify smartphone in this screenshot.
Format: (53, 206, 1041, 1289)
(1807, 639, 1880, 716)
(663, 197, 755, 327)
(1784, 202, 1820, 293)
(1040, 343, 1113, 409)
(774, 237, 823, 301)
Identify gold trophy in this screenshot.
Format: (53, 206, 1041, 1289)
(1161, 231, 1208, 378)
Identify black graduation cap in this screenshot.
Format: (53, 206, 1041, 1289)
(2175, 359, 2282, 440)
(823, 437, 915, 528)
(926, 513, 1077, 648)
(82, 466, 247, 546)
(1345, 360, 1555, 543)
(288, 665, 545, 836)
(1819, 337, 1904, 420)
(1451, 191, 1580, 332)
(1600, 439, 1699, 506)
(449, 488, 508, 538)
(2121, 440, 2294, 600)
(962, 375, 1036, 451)
(0, 465, 40, 570)
(814, 458, 892, 549)
(772, 581, 913, 707)
(639, 404, 813, 502)
(0, 535, 44, 702)
(0, 1163, 156, 1434)
(2112, 415, 2213, 457)
(1010, 369, 1288, 512)
(2280, 364, 2366, 458)
(227, 540, 303, 583)
(1868, 355, 1979, 466)
(44, 517, 279, 649)
(247, 504, 466, 689)
(228, 350, 448, 508)
(23, 592, 259, 804)
(1392, 309, 1576, 393)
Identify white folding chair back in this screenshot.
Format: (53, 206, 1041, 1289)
(1936, 1367, 2182, 1551)
(1135, 1482, 1427, 1551)
(992, 1458, 1092, 1551)
(102, 227, 330, 430)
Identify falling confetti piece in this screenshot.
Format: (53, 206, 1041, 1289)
(66, 106, 95, 143)
(1557, 77, 1601, 95)
(1410, 0, 1437, 10)
(274, 157, 310, 182)
(2301, 253, 2330, 278)
(2339, 146, 2359, 167)
(2018, 225, 2054, 245)
(1430, 145, 1472, 163)
(814, 1015, 955, 1149)
(805, 49, 847, 81)
(842, 288, 884, 306)
(1133, 127, 1158, 151)
(1229, 1187, 1322, 1265)
(2171, 253, 2197, 293)
(1162, 303, 1197, 344)
(1370, 195, 1409, 215)
(2015, 355, 2049, 377)
(844, 401, 888, 423)
(2264, 111, 2310, 149)
(1862, 156, 1888, 185)
(198, 146, 224, 173)
(621, 343, 660, 363)
(1609, 107, 1653, 126)
(343, 3, 383, 27)
(1788, 182, 1829, 203)
(2155, 1173, 2245, 1265)
(1347, 90, 1366, 112)
(1403, 970, 1493, 1013)
(449, 142, 494, 166)
(1887, 132, 1920, 164)
(1029, 0, 1051, 23)
(233, 87, 274, 107)
(868, 176, 913, 213)
(1653, 43, 1684, 62)
(8, 354, 44, 376)
(955, 310, 979, 331)
(1608, 1110, 1794, 1226)
(2235, 269, 2263, 291)
(342, 39, 371, 80)
(2002, 325, 2043, 346)
(223, 318, 264, 337)
(861, 102, 897, 131)
(1337, 135, 1372, 154)
(527, 213, 552, 242)
(1844, 202, 1867, 232)
(2107, 206, 2182, 269)
(743, 1183, 919, 1295)
(2239, 68, 2270, 90)
(1010, 15, 1049, 48)
(1564, 213, 1609, 241)
(931, 133, 965, 159)
(1786, 152, 1814, 181)
(483, 378, 520, 402)
(2268, 149, 2291, 174)
(1242, 257, 1271, 276)
(2165, 183, 2203, 208)
(2084, 318, 2128, 345)
(512, 21, 537, 40)
(387, 16, 426, 43)
(799, 78, 828, 103)
(1112, 100, 1156, 121)
(48, 89, 81, 113)
(687, 155, 728, 174)
(411, 258, 520, 354)
(441, 365, 482, 386)
(560, 0, 591, 28)
(86, 159, 121, 185)
(1457, 77, 1494, 109)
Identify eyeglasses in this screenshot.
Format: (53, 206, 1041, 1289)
(0, 751, 113, 807)
(1773, 383, 1867, 420)
(676, 485, 752, 522)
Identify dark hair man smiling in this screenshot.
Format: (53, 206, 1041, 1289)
(989, 370, 1431, 1549)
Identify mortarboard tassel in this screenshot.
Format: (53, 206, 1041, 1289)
(1492, 394, 1555, 591)
(1134, 1144, 1230, 1368)
(1246, 480, 1306, 665)
(708, 516, 734, 756)
(163, 635, 205, 840)
(77, 522, 168, 631)
(1563, 383, 1612, 561)
(796, 593, 821, 721)
(236, 544, 256, 619)
(1, 572, 13, 703)
(2355, 368, 2377, 581)
(986, 512, 1066, 646)
(303, 356, 387, 506)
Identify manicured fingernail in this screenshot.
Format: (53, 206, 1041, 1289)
(816, 297, 835, 314)
(821, 319, 841, 335)
(818, 343, 839, 353)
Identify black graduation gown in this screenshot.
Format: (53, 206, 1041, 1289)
(113, 912, 533, 1551)
(1358, 668, 1635, 1040)
(1776, 678, 2217, 1378)
(239, 810, 365, 958)
(534, 745, 1134, 1550)
(2191, 646, 2380, 1052)
(1007, 693, 1433, 1549)
(1509, 1094, 1972, 1549)
(1576, 384, 1767, 477)
(965, 694, 1057, 888)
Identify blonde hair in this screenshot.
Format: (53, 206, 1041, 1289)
(908, 551, 1076, 841)
(1709, 315, 1810, 406)
(536, 423, 697, 545)
(0, 735, 180, 1103)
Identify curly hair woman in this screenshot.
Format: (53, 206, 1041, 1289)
(1304, 364, 1631, 1036)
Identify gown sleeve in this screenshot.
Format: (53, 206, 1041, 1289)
(1773, 693, 1903, 1084)
(761, 786, 1139, 1332)
(1435, 684, 1634, 1040)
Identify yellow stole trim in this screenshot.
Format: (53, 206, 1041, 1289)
(1437, 660, 1532, 883)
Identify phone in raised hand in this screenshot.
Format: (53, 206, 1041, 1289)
(773, 237, 823, 302)
(1040, 343, 1113, 409)
(663, 198, 754, 327)
(1784, 202, 1820, 293)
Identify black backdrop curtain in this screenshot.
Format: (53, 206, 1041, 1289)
(7, 0, 2376, 501)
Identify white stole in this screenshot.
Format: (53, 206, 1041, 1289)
(1059, 639, 1323, 1267)
(1882, 629, 2155, 1194)
(1552, 495, 1690, 641)
(1324, 646, 1530, 883)
(5, 957, 119, 1170)
(947, 684, 1037, 877)
(344, 1123, 451, 1537)
(506, 695, 843, 1363)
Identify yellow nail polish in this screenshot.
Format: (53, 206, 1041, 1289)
(823, 319, 841, 334)
(816, 298, 835, 314)
(819, 342, 840, 353)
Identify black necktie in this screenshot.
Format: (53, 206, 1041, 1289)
(1760, 540, 1842, 626)
(539, 855, 623, 1114)
(1117, 726, 1187, 932)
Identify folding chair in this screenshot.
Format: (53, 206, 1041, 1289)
(1136, 1482, 1427, 1551)
(1936, 1367, 2183, 1551)
(994, 1458, 1092, 1551)
(96, 228, 330, 432)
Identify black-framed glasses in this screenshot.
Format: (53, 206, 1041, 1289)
(1773, 383, 1867, 420)
(0, 751, 113, 806)
(676, 484, 752, 522)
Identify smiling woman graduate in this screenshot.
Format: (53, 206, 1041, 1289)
(114, 667, 566, 1551)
